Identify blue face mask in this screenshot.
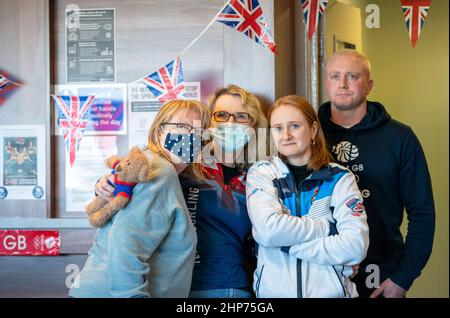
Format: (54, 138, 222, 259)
(164, 132, 203, 163)
(211, 123, 251, 153)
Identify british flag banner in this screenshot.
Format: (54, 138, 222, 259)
(300, 0, 328, 40)
(52, 95, 95, 167)
(0, 74, 8, 88)
(216, 0, 277, 54)
(0, 70, 22, 106)
(401, 0, 431, 48)
(142, 57, 186, 103)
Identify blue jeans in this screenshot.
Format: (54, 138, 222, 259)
(189, 288, 252, 298)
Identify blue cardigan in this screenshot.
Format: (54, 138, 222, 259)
(69, 151, 197, 298)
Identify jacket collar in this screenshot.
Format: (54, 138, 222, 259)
(273, 156, 334, 181)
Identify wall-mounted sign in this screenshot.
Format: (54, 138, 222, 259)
(54, 84, 127, 135)
(0, 230, 60, 256)
(65, 136, 117, 212)
(0, 125, 46, 200)
(66, 8, 116, 83)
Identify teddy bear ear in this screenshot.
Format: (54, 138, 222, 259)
(106, 155, 120, 168)
(130, 146, 143, 155)
(138, 164, 150, 182)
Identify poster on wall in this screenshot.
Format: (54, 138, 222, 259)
(54, 84, 127, 135)
(65, 136, 117, 212)
(128, 82, 201, 148)
(0, 125, 46, 200)
(66, 8, 115, 83)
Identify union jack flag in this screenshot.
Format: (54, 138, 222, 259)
(401, 0, 431, 48)
(0, 74, 8, 89)
(217, 0, 277, 54)
(52, 95, 95, 167)
(0, 70, 22, 106)
(142, 57, 185, 103)
(300, 0, 328, 40)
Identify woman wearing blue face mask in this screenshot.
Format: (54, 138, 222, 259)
(94, 85, 268, 298)
(70, 100, 210, 298)
(183, 85, 268, 298)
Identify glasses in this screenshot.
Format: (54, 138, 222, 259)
(213, 111, 251, 123)
(161, 122, 198, 134)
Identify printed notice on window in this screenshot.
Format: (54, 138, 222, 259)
(66, 8, 116, 83)
(65, 136, 117, 212)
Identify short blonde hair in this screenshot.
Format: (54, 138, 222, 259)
(146, 100, 211, 180)
(208, 84, 268, 170)
(328, 49, 372, 79)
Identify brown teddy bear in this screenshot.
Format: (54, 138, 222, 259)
(86, 146, 153, 227)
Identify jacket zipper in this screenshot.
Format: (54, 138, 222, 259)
(255, 265, 264, 298)
(295, 186, 303, 298)
(332, 266, 346, 297)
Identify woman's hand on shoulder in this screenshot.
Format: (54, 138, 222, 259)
(95, 174, 115, 200)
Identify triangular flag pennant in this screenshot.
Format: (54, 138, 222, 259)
(142, 57, 186, 103)
(216, 0, 278, 54)
(300, 0, 328, 40)
(52, 95, 95, 167)
(0, 69, 22, 106)
(401, 0, 431, 47)
(0, 74, 8, 88)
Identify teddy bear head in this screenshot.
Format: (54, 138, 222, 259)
(106, 146, 150, 183)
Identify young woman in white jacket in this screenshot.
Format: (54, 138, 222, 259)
(246, 95, 369, 298)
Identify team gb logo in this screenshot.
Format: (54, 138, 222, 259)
(332, 141, 359, 163)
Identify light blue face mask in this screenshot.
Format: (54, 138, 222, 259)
(210, 123, 251, 153)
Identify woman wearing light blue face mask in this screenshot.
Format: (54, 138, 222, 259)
(183, 85, 268, 298)
(209, 112, 251, 156)
(74, 100, 210, 298)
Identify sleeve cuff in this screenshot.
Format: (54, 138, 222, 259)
(389, 271, 414, 291)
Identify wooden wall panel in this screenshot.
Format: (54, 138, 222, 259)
(0, 0, 49, 218)
(51, 0, 224, 96)
(0, 255, 88, 298)
(59, 228, 96, 253)
(274, 0, 296, 100)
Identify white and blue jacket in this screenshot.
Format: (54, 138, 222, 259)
(246, 157, 369, 298)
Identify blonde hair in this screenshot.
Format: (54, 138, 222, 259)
(208, 84, 268, 170)
(146, 99, 211, 180)
(268, 95, 331, 171)
(209, 84, 267, 130)
(328, 49, 372, 79)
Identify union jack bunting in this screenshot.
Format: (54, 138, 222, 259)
(0, 70, 21, 106)
(401, 0, 431, 47)
(52, 95, 95, 167)
(300, 0, 328, 40)
(0, 74, 8, 89)
(216, 0, 277, 54)
(142, 57, 186, 103)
